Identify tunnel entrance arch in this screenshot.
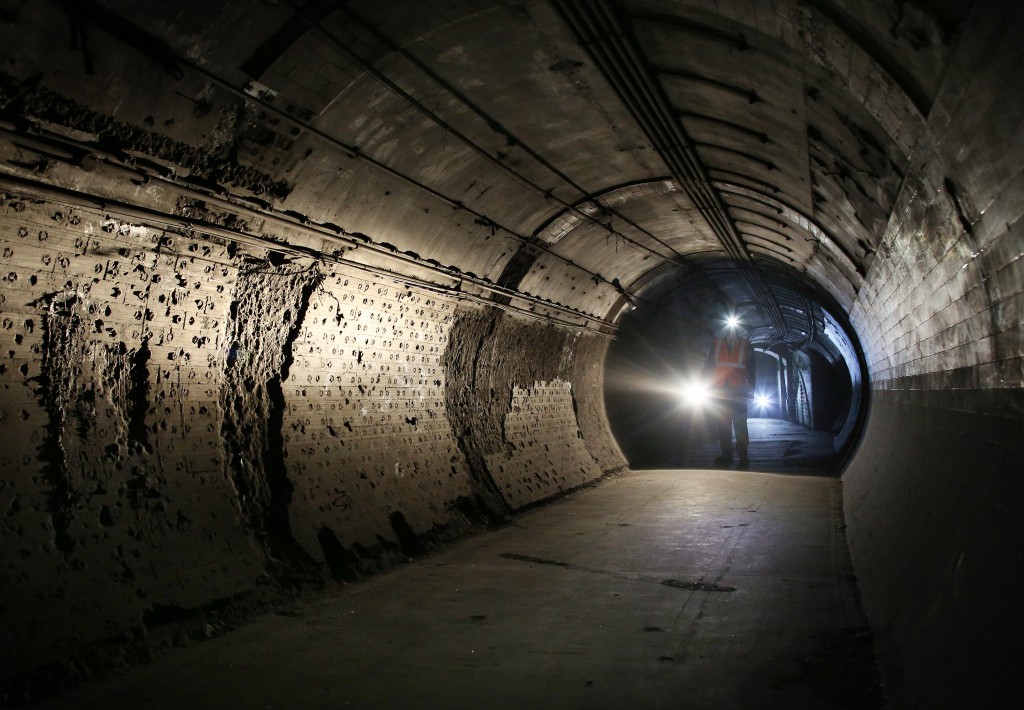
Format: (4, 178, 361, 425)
(602, 262, 869, 474)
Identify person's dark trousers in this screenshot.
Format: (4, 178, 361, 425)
(717, 409, 734, 458)
(733, 412, 749, 460)
(716, 389, 749, 460)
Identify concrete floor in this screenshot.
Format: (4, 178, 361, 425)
(674, 418, 844, 475)
(35, 469, 884, 709)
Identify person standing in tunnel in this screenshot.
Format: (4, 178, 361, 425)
(707, 317, 756, 468)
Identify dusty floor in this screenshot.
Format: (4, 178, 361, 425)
(32, 469, 885, 709)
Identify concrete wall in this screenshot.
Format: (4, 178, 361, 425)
(0, 1, 1022, 707)
(843, 2, 1024, 706)
(0, 190, 625, 686)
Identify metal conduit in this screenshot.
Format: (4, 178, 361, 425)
(0, 125, 618, 335)
(552, 0, 790, 341)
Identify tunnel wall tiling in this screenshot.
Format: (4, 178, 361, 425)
(488, 379, 602, 509)
(842, 3, 1024, 707)
(0, 1, 1020, 706)
(0, 197, 265, 676)
(0, 192, 625, 682)
(444, 310, 625, 512)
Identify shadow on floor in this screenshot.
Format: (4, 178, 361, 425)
(666, 418, 844, 476)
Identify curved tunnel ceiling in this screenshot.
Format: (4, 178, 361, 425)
(2, 0, 966, 344)
(4, 2, 1010, 700)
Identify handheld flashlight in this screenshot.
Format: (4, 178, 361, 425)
(680, 379, 710, 408)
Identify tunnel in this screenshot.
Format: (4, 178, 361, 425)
(0, 1, 1020, 707)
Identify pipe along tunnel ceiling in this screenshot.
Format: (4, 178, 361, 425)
(0, 0, 916, 459)
(3, 0, 1023, 706)
(0, 0, 949, 331)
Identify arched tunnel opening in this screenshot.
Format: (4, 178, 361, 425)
(604, 258, 869, 473)
(0, 1, 1021, 708)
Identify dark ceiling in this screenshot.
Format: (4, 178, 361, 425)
(0, 0, 972, 347)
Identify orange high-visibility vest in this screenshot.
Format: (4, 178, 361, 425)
(712, 336, 749, 388)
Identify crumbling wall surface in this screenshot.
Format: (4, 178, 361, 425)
(570, 334, 628, 475)
(842, 3, 1024, 707)
(489, 379, 599, 509)
(1, 181, 620, 690)
(0, 191, 512, 691)
(0, 195, 262, 684)
(219, 262, 325, 580)
(280, 271, 480, 579)
(444, 308, 624, 511)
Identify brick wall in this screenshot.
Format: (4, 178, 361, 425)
(842, 3, 1024, 707)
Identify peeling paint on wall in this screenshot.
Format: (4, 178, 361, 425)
(281, 272, 481, 576)
(37, 293, 154, 554)
(0, 195, 262, 684)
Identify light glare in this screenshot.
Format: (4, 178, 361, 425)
(681, 379, 710, 407)
(754, 392, 770, 409)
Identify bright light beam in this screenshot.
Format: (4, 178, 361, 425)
(680, 379, 710, 408)
(754, 392, 771, 410)
(725, 314, 740, 329)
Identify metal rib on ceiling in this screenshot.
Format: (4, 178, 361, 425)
(544, 0, 937, 348)
(551, 0, 792, 343)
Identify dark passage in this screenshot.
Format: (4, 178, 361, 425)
(674, 418, 845, 475)
(0, 1, 1020, 708)
(603, 263, 864, 474)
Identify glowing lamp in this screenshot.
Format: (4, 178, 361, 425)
(681, 379, 710, 407)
